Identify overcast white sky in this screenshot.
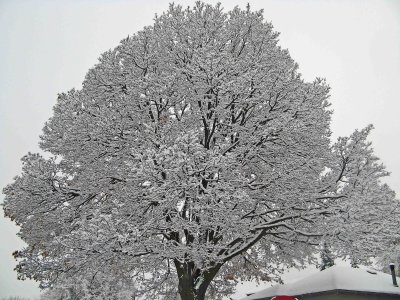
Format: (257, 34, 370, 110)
(1, 0, 399, 298)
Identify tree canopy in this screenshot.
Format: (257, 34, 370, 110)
(3, 2, 400, 300)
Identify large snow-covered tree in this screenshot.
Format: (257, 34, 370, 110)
(3, 2, 400, 300)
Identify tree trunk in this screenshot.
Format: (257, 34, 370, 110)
(174, 260, 222, 300)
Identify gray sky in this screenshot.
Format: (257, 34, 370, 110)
(1, 0, 399, 298)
